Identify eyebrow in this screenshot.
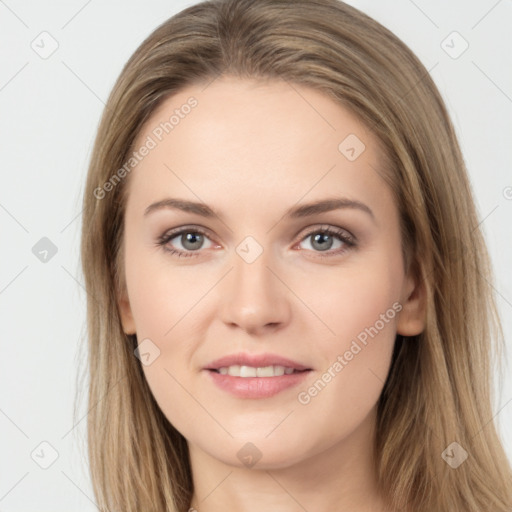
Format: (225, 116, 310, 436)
(144, 197, 375, 222)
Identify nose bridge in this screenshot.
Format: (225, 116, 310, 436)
(234, 246, 271, 297)
(218, 238, 290, 332)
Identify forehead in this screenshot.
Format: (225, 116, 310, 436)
(127, 76, 391, 216)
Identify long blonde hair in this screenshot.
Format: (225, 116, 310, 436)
(79, 0, 512, 510)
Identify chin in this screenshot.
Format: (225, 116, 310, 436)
(198, 433, 317, 471)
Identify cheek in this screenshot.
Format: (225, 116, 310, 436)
(124, 249, 215, 429)
(128, 265, 205, 432)
(292, 296, 398, 450)
(298, 259, 401, 404)
(304, 257, 402, 344)
(125, 244, 211, 341)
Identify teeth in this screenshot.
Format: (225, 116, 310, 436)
(273, 365, 285, 376)
(240, 365, 257, 377)
(256, 366, 274, 377)
(227, 365, 240, 376)
(217, 365, 297, 377)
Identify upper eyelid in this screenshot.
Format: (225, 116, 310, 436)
(160, 225, 215, 243)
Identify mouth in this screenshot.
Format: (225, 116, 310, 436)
(204, 352, 312, 374)
(203, 353, 312, 398)
(208, 365, 309, 377)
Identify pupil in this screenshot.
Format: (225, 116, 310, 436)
(312, 233, 332, 251)
(183, 232, 203, 250)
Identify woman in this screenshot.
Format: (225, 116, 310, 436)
(80, 0, 512, 510)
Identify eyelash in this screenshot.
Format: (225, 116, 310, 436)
(156, 225, 356, 259)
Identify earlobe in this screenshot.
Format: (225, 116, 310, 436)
(118, 291, 137, 335)
(396, 271, 427, 337)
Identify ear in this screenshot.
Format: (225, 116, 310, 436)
(396, 264, 427, 337)
(118, 288, 137, 335)
(116, 243, 136, 335)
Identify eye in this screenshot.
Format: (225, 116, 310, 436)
(156, 224, 356, 258)
(156, 226, 216, 258)
(297, 225, 356, 257)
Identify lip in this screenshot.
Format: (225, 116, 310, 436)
(206, 370, 311, 399)
(203, 352, 312, 399)
(204, 352, 311, 371)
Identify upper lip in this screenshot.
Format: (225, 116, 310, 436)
(204, 352, 311, 371)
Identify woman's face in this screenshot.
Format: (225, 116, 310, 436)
(118, 76, 425, 470)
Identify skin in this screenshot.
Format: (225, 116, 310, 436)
(118, 75, 426, 512)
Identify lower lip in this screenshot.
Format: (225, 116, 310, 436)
(205, 369, 311, 399)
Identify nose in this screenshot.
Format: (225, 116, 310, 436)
(218, 247, 291, 335)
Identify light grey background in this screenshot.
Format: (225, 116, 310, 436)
(0, 0, 511, 510)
